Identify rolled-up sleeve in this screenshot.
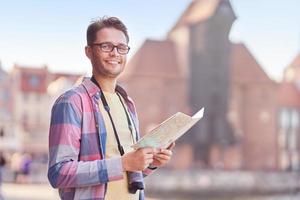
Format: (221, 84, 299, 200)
(48, 91, 123, 188)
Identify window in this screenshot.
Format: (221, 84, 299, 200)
(279, 108, 289, 128)
(278, 107, 300, 171)
(28, 75, 40, 87)
(291, 110, 299, 128)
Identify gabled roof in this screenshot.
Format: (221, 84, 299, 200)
(168, 0, 235, 35)
(123, 41, 274, 85)
(230, 43, 274, 84)
(283, 53, 300, 82)
(121, 39, 182, 79)
(283, 53, 300, 84)
(288, 53, 300, 68)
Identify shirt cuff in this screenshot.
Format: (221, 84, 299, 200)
(105, 156, 124, 181)
(147, 164, 158, 170)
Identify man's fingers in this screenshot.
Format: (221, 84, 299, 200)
(158, 149, 172, 156)
(153, 156, 168, 164)
(144, 153, 154, 159)
(139, 147, 158, 154)
(154, 154, 170, 161)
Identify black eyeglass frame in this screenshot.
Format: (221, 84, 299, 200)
(90, 42, 130, 55)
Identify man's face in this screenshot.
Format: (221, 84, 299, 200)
(87, 27, 128, 78)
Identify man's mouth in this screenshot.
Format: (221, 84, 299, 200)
(106, 60, 121, 64)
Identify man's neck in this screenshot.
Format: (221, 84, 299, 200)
(93, 75, 117, 93)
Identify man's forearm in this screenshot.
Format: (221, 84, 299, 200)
(48, 157, 123, 188)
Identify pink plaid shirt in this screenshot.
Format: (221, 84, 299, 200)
(48, 78, 153, 200)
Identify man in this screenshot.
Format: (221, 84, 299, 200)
(48, 16, 174, 200)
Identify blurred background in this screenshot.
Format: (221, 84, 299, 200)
(0, 0, 300, 199)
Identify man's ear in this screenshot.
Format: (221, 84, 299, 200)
(85, 46, 92, 59)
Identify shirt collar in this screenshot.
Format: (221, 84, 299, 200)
(81, 77, 129, 100)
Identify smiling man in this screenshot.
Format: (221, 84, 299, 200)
(47, 16, 174, 200)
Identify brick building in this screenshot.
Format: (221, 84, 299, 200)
(121, 0, 287, 170)
(276, 53, 300, 171)
(0, 64, 16, 151)
(0, 64, 82, 154)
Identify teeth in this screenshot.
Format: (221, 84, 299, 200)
(107, 61, 119, 64)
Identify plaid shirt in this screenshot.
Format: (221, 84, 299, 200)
(48, 78, 153, 200)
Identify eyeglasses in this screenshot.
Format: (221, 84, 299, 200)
(91, 42, 130, 55)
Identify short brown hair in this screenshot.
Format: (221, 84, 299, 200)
(86, 16, 129, 45)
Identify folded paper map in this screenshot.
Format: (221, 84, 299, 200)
(132, 107, 204, 149)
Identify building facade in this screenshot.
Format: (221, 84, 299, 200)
(0, 64, 82, 155)
(277, 53, 300, 171)
(121, 0, 288, 171)
(0, 64, 16, 151)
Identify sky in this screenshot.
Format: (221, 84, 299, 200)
(0, 0, 299, 81)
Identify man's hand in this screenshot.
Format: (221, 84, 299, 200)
(151, 142, 175, 168)
(122, 147, 157, 172)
